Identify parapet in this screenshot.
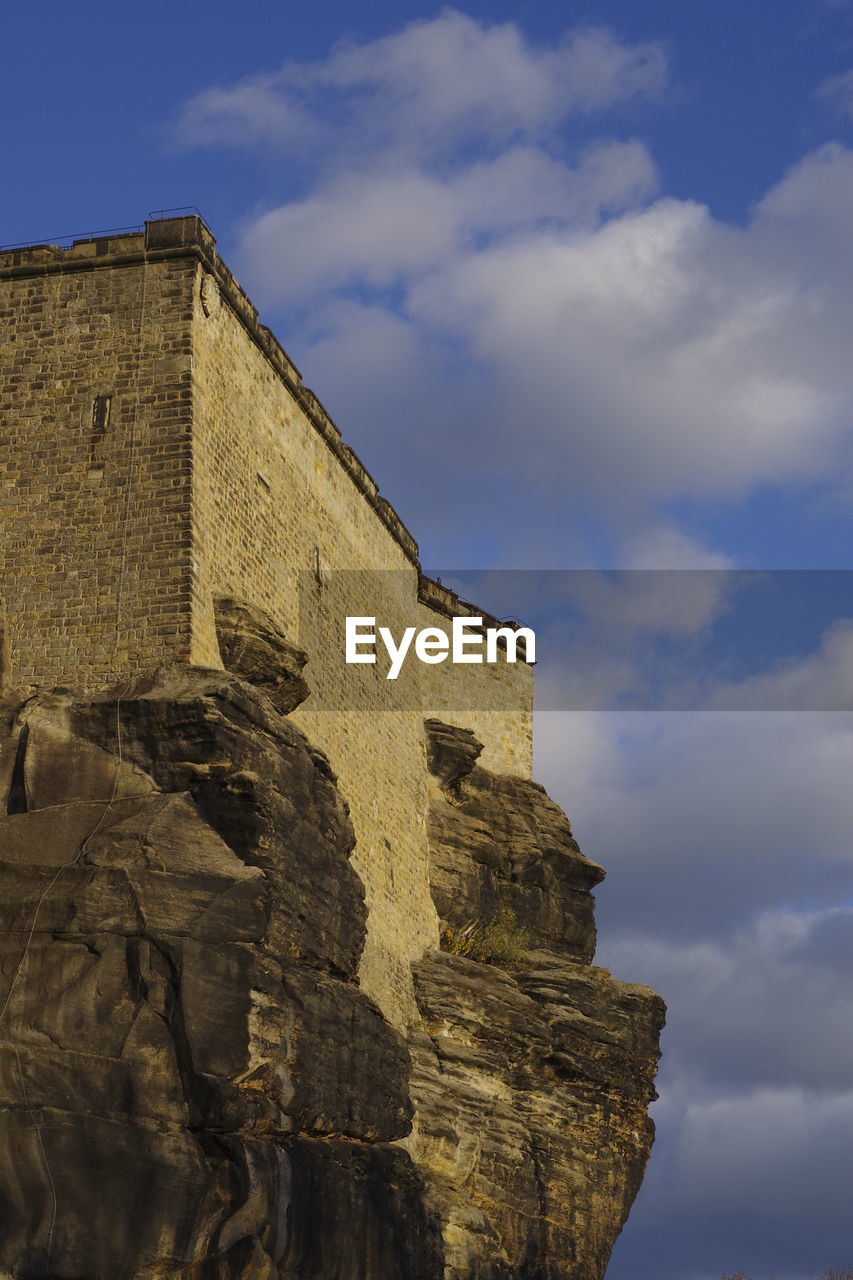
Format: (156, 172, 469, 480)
(0, 215, 420, 566)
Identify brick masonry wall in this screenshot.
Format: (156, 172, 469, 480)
(0, 240, 195, 688)
(417, 602, 534, 777)
(191, 263, 439, 1025)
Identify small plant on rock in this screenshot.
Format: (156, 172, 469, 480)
(440, 907, 530, 970)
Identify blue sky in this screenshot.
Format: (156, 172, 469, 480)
(6, 3, 853, 1276)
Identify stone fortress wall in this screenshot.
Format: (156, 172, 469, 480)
(0, 241, 196, 684)
(0, 216, 532, 1024)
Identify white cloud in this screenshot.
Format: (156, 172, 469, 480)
(533, 704, 853, 1256)
(246, 141, 853, 520)
(317, 15, 666, 140)
(237, 141, 657, 306)
(299, 300, 426, 387)
(178, 13, 666, 156)
(621, 525, 735, 571)
(178, 17, 853, 528)
(405, 170, 849, 504)
(545, 704, 853, 1270)
(177, 82, 321, 150)
(241, 171, 462, 301)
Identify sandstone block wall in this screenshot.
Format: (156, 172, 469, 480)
(0, 238, 196, 687)
(0, 216, 534, 1026)
(190, 261, 437, 1023)
(415, 590, 533, 777)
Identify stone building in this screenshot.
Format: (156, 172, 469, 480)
(0, 215, 532, 1024)
(0, 215, 664, 1280)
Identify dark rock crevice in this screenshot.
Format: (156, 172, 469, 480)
(6, 720, 30, 814)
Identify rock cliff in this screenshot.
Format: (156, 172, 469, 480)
(0, 670, 663, 1279)
(407, 721, 664, 1279)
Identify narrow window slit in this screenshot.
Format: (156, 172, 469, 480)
(90, 395, 112, 461)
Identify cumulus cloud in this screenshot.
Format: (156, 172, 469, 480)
(177, 14, 853, 538)
(615, 1077, 853, 1278)
(562, 568, 734, 639)
(494, 568, 853, 713)
(177, 13, 666, 157)
(405, 164, 851, 505)
(675, 1086, 853, 1217)
(251, 144, 853, 523)
(239, 141, 657, 304)
(535, 704, 853, 1275)
(523, 567, 738, 711)
(544, 706, 853, 1276)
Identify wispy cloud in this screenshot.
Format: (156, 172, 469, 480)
(535, 708, 853, 937)
(705, 617, 853, 710)
(818, 66, 853, 114)
(178, 13, 667, 159)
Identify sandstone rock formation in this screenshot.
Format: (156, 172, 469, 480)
(213, 596, 310, 715)
(0, 671, 441, 1279)
(0, 674, 663, 1279)
(407, 722, 665, 1278)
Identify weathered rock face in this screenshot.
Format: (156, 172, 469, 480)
(0, 681, 662, 1280)
(424, 718, 606, 964)
(407, 721, 665, 1279)
(213, 596, 310, 715)
(0, 670, 442, 1279)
